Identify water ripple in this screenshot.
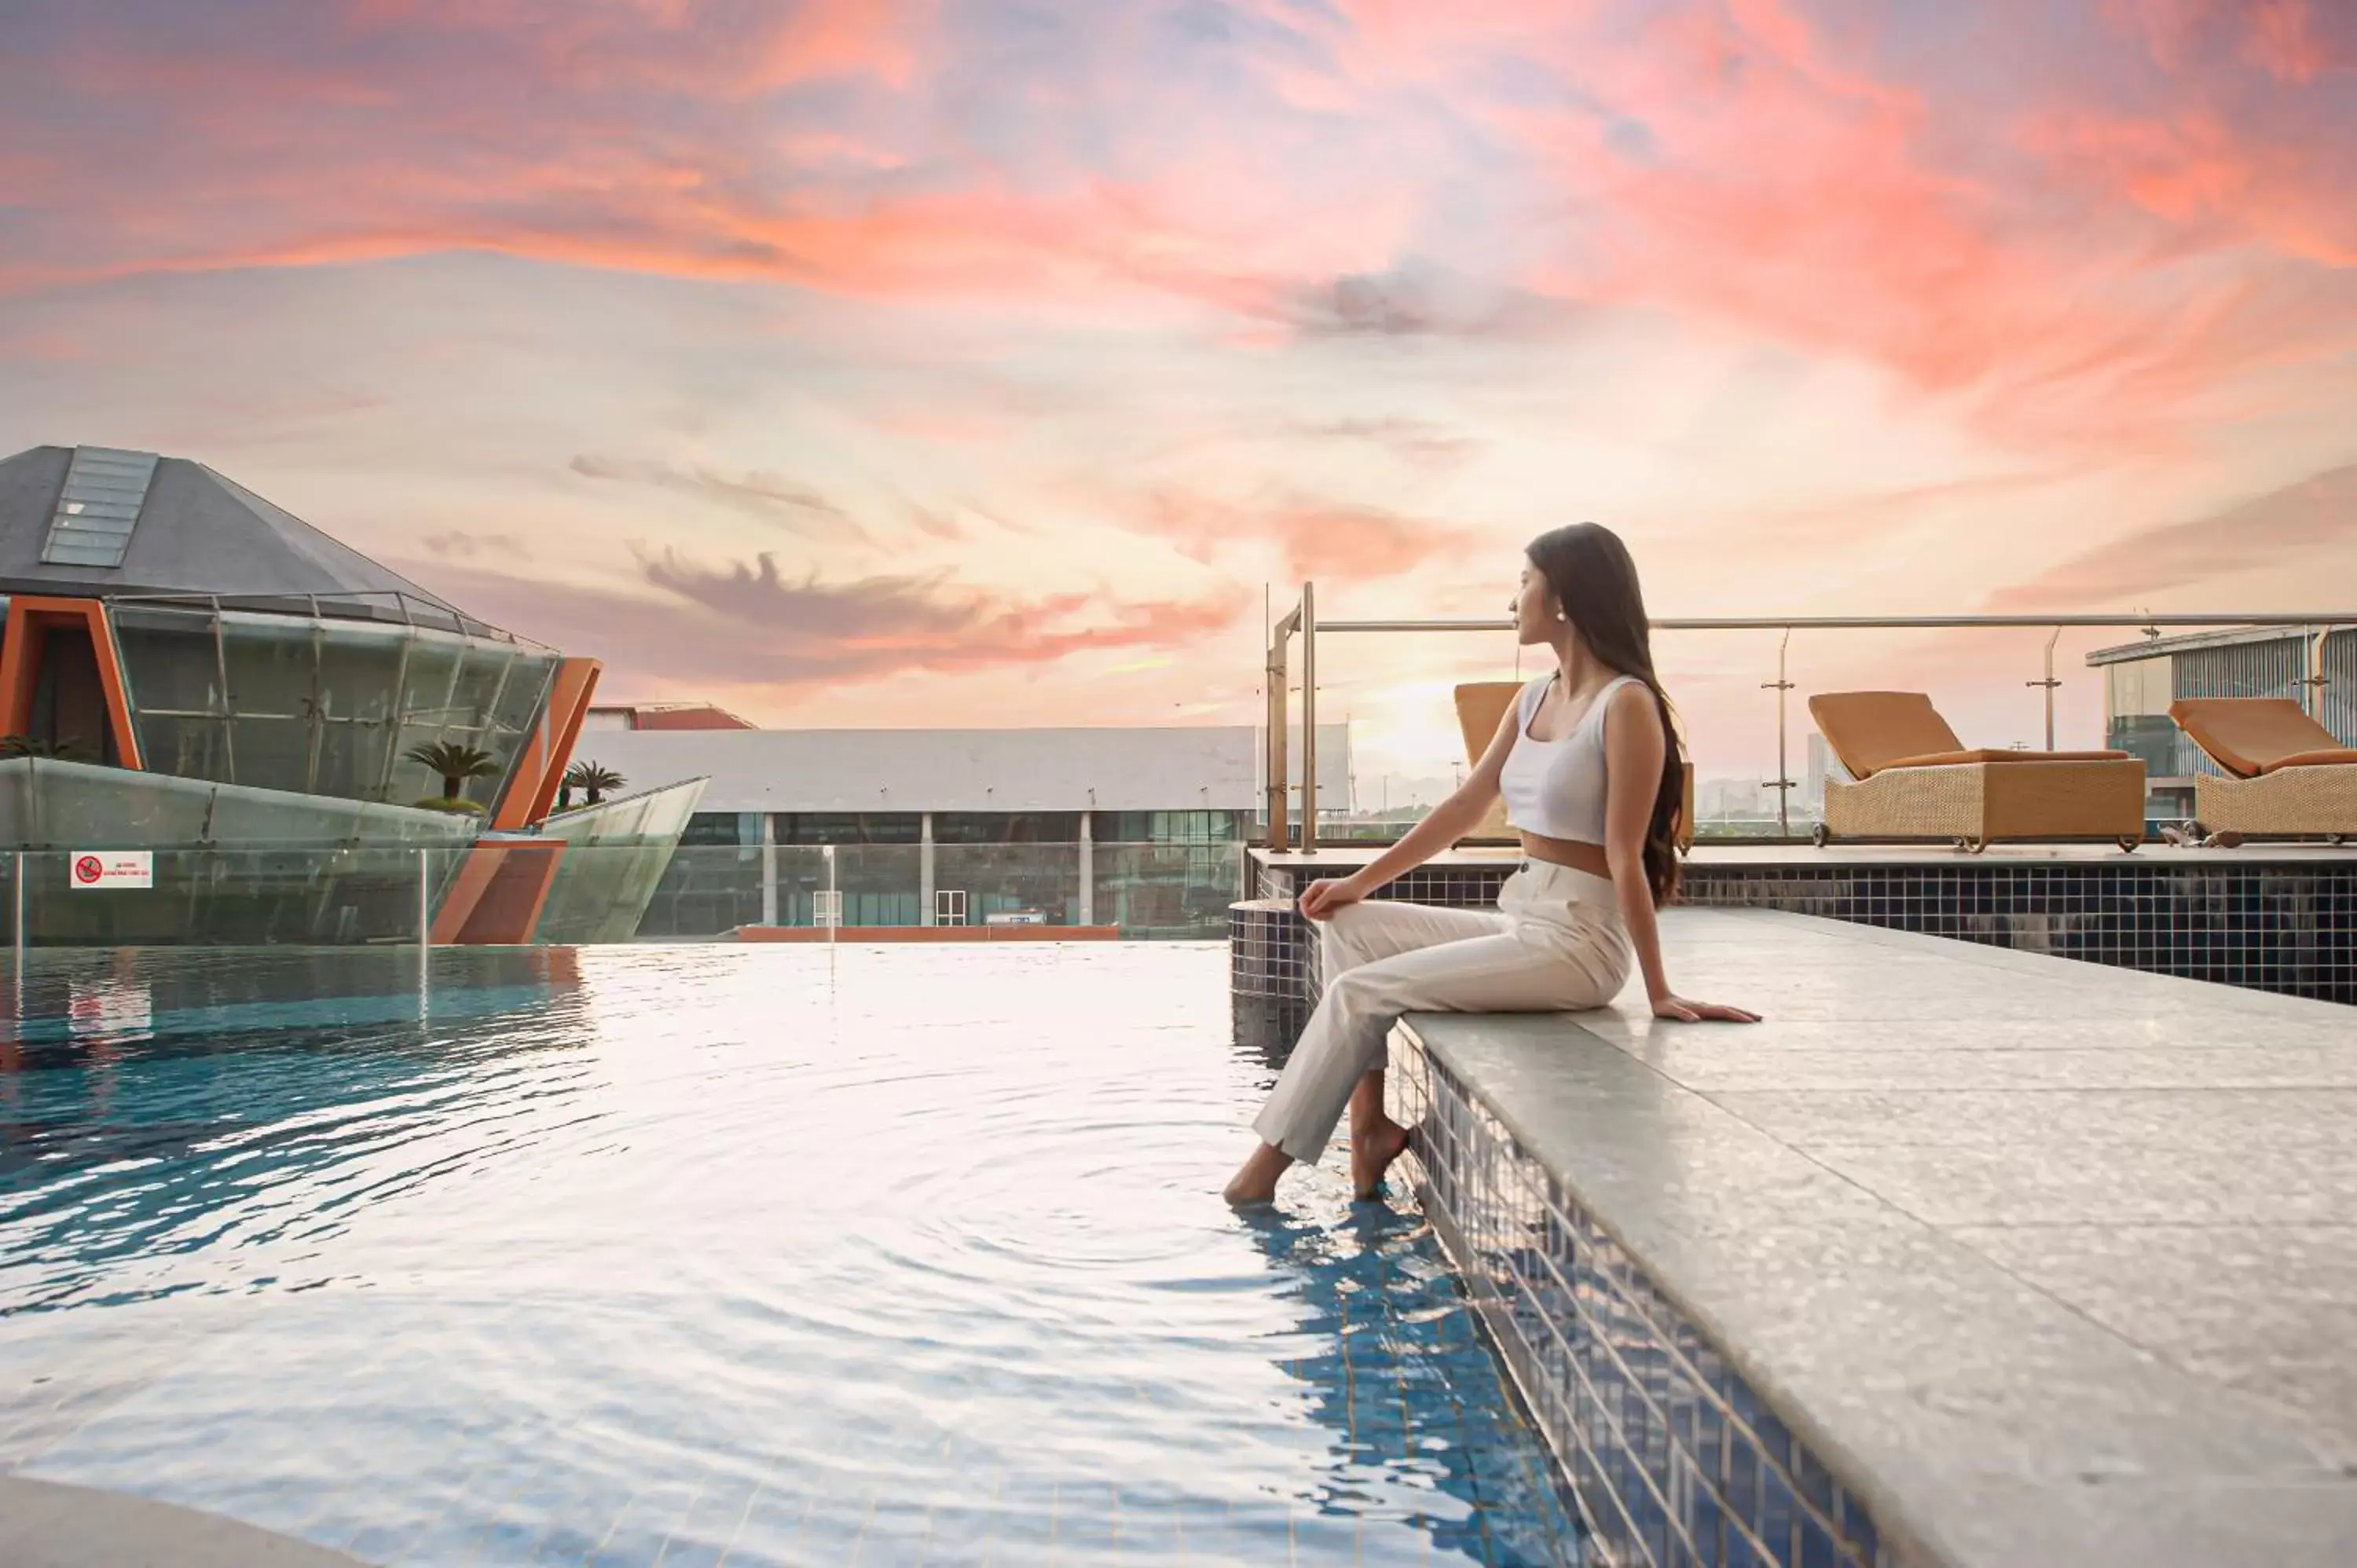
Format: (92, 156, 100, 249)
(0, 943, 1580, 1566)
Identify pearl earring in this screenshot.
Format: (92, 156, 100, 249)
(1555, 610, 1567, 622)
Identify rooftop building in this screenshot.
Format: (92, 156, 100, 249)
(583, 702, 757, 732)
(0, 441, 695, 945)
(572, 715, 1351, 938)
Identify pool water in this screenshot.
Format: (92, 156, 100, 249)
(0, 945, 1580, 1566)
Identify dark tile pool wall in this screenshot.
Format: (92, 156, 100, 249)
(1248, 858, 2357, 1005)
(1389, 1035, 1906, 1568)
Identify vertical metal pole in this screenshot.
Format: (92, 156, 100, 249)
(1763, 628, 1794, 839)
(1264, 617, 1289, 853)
(1077, 811, 1094, 927)
(13, 850, 24, 1000)
(1300, 583, 1318, 855)
(2305, 626, 2326, 720)
(2040, 628, 2062, 750)
(416, 847, 431, 1016)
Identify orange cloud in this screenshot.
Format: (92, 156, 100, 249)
(1984, 462, 2357, 612)
(1138, 491, 1486, 583)
(409, 551, 1252, 695)
(2021, 109, 2357, 267)
(6, 0, 2353, 463)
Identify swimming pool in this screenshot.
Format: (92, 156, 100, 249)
(0, 944, 1580, 1566)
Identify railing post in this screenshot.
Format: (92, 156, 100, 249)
(1763, 627, 1794, 838)
(2029, 627, 2062, 750)
(1301, 583, 1318, 854)
(2304, 626, 2329, 719)
(416, 847, 431, 1015)
(13, 848, 24, 990)
(1265, 613, 1289, 853)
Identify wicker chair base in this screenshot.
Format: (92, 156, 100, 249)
(1821, 760, 2146, 852)
(2191, 769, 2357, 841)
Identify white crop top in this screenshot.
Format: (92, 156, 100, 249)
(1497, 672, 1640, 844)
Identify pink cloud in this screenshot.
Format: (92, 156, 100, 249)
(409, 550, 1254, 696)
(1142, 493, 1487, 584)
(2021, 108, 2357, 267)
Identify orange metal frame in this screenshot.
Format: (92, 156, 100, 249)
(427, 655, 600, 944)
(0, 595, 145, 768)
(494, 656, 600, 830)
(428, 840, 568, 945)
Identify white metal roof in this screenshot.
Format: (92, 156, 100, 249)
(566, 724, 1353, 815)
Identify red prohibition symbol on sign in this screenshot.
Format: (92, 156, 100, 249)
(73, 855, 104, 885)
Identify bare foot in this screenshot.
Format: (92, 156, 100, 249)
(1349, 1120, 1413, 1201)
(1224, 1141, 1291, 1207)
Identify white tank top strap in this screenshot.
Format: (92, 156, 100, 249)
(1582, 674, 1643, 731)
(1515, 672, 1552, 731)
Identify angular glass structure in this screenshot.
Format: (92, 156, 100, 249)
(110, 605, 557, 811)
(528, 779, 710, 943)
(1, 758, 478, 946)
(0, 443, 696, 946)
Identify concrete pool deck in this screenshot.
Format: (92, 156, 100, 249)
(0, 1474, 364, 1565)
(1400, 907, 2357, 1567)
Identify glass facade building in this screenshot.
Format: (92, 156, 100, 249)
(109, 604, 559, 812)
(634, 808, 1247, 940)
(0, 442, 695, 947)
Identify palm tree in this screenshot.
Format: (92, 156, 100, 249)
(0, 735, 82, 760)
(405, 740, 500, 802)
(563, 760, 625, 807)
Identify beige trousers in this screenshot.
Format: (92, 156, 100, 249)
(1252, 863, 1633, 1164)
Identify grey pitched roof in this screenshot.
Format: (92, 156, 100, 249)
(0, 445, 521, 639)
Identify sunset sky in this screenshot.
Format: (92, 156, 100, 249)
(3, 0, 2353, 790)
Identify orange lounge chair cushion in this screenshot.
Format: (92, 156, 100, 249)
(2168, 697, 2346, 779)
(1808, 691, 1963, 779)
(2264, 748, 2357, 774)
(1810, 691, 2130, 779)
(1453, 682, 1523, 762)
(1880, 748, 2133, 770)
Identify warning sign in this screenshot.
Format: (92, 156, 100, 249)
(69, 851, 153, 889)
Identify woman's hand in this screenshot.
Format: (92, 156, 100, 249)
(1651, 995, 1762, 1024)
(1296, 876, 1369, 922)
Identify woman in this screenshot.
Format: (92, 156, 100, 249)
(1225, 522, 1760, 1207)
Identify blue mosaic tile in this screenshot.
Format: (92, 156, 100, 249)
(1241, 853, 2357, 1004)
(1387, 1034, 1898, 1568)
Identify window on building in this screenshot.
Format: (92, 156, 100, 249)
(931, 812, 1081, 844)
(679, 812, 756, 846)
(1089, 811, 1242, 844)
(772, 813, 923, 845)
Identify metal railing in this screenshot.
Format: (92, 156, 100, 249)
(1263, 596, 2350, 853)
(73, 587, 548, 647)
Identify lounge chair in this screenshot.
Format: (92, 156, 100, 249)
(1453, 682, 1695, 850)
(1808, 691, 2145, 852)
(2169, 698, 2357, 844)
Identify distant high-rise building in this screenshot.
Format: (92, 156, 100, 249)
(1802, 731, 1846, 815)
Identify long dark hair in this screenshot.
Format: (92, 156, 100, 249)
(1527, 522, 1684, 905)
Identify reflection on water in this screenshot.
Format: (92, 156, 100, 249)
(0, 944, 1576, 1566)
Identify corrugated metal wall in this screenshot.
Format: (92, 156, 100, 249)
(2171, 629, 2355, 775)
